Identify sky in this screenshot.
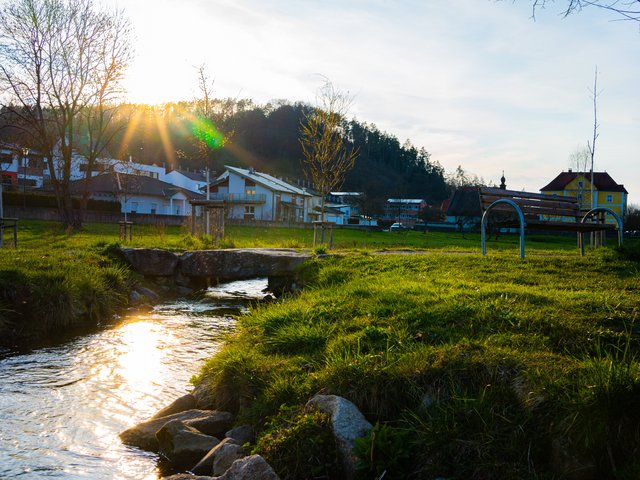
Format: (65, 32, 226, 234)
(109, 1, 639, 203)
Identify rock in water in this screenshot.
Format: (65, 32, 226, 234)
(151, 394, 197, 419)
(119, 409, 231, 452)
(191, 438, 246, 475)
(156, 419, 220, 466)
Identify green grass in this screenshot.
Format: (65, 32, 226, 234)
(193, 250, 640, 479)
(3, 219, 640, 477)
(6, 218, 620, 254)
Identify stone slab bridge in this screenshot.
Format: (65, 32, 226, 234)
(120, 248, 313, 295)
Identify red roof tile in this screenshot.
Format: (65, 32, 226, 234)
(540, 171, 627, 193)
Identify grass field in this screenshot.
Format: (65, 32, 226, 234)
(194, 249, 640, 479)
(2, 219, 640, 478)
(6, 218, 601, 253)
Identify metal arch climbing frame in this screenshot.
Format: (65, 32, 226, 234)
(579, 207, 624, 255)
(481, 199, 526, 259)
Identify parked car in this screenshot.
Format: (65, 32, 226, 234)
(389, 222, 408, 232)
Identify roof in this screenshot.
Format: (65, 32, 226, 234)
(172, 169, 207, 182)
(541, 171, 627, 194)
(222, 166, 311, 196)
(445, 188, 482, 217)
(386, 198, 425, 204)
(68, 172, 204, 199)
(329, 192, 363, 197)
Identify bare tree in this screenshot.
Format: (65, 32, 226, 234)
(526, 0, 640, 22)
(445, 165, 486, 190)
(587, 66, 600, 211)
(568, 145, 591, 173)
(568, 145, 591, 208)
(300, 79, 359, 224)
(111, 161, 142, 223)
(0, 0, 132, 228)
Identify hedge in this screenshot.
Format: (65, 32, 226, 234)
(2, 192, 120, 212)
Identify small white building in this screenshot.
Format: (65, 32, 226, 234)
(163, 168, 208, 194)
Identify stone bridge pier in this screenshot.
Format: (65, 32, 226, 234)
(120, 248, 313, 296)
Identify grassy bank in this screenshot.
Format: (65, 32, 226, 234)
(0, 219, 594, 343)
(0, 241, 133, 345)
(193, 250, 640, 479)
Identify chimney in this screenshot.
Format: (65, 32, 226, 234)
(568, 168, 572, 173)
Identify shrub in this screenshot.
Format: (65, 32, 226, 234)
(3, 192, 120, 212)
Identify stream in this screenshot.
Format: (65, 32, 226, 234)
(0, 278, 268, 479)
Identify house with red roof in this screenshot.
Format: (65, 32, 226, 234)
(540, 170, 628, 223)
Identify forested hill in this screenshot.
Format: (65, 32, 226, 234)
(0, 100, 450, 212)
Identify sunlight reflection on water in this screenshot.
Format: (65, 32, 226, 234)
(0, 278, 267, 479)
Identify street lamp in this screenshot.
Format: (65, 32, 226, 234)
(22, 147, 29, 208)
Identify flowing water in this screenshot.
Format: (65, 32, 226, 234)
(0, 278, 268, 480)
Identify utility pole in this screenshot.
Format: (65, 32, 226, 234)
(22, 148, 29, 208)
(206, 166, 210, 235)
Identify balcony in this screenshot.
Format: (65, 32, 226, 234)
(204, 193, 266, 204)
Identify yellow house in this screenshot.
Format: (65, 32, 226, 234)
(540, 170, 628, 224)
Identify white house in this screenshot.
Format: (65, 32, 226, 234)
(209, 166, 318, 222)
(0, 143, 47, 188)
(163, 168, 208, 193)
(321, 203, 352, 225)
(69, 172, 203, 216)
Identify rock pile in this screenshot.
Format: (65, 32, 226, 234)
(120, 392, 373, 480)
(119, 392, 277, 479)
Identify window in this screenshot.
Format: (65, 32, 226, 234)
(606, 194, 613, 203)
(245, 188, 256, 196)
(578, 181, 584, 189)
(150, 203, 158, 214)
(176, 207, 180, 215)
(244, 206, 255, 219)
(131, 202, 138, 213)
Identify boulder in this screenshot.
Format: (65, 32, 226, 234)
(151, 394, 197, 419)
(225, 425, 253, 446)
(156, 419, 220, 466)
(120, 409, 228, 451)
(184, 411, 234, 438)
(305, 394, 373, 477)
(121, 248, 179, 276)
(212, 442, 247, 476)
(129, 289, 142, 304)
(212, 455, 280, 480)
(179, 249, 310, 280)
(192, 382, 218, 410)
(191, 438, 246, 476)
(129, 286, 160, 305)
(137, 286, 160, 300)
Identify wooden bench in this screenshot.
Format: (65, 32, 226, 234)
(479, 187, 623, 259)
(0, 217, 18, 247)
